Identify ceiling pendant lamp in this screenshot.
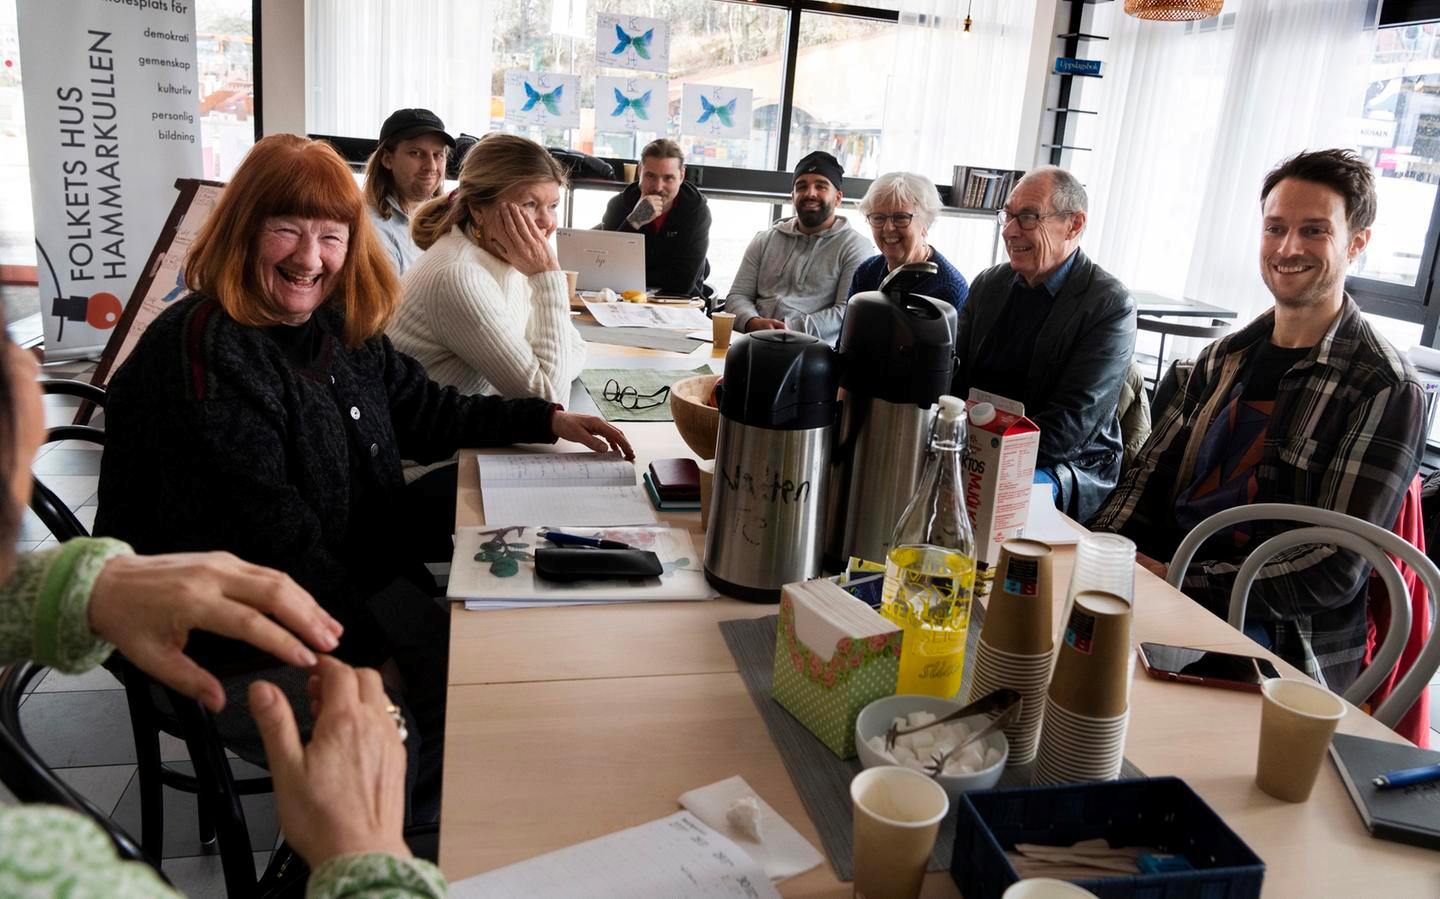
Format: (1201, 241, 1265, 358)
(1124, 0, 1223, 21)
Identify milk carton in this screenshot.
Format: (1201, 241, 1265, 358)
(963, 391, 1040, 569)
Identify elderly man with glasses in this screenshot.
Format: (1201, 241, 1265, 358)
(951, 165, 1135, 521)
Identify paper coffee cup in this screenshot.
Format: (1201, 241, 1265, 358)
(1255, 677, 1345, 802)
(562, 270, 579, 300)
(981, 540, 1054, 655)
(711, 312, 736, 350)
(623, 162, 637, 182)
(851, 766, 949, 899)
(1048, 590, 1132, 718)
(1004, 879, 1101, 898)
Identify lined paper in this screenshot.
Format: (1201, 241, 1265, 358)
(449, 812, 780, 899)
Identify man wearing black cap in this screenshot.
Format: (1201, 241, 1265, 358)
(724, 150, 872, 343)
(364, 108, 455, 275)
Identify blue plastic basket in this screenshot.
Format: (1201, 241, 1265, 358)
(951, 777, 1265, 899)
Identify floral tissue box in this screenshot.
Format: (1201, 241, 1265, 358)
(771, 579, 902, 758)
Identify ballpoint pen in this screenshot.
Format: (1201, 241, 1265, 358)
(1372, 762, 1440, 790)
(537, 528, 637, 550)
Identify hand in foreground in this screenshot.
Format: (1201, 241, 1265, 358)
(1136, 552, 1169, 579)
(88, 552, 342, 712)
(746, 317, 788, 332)
(490, 202, 558, 277)
(250, 658, 411, 866)
(551, 410, 635, 460)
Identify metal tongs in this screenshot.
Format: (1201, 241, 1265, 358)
(883, 687, 1021, 753)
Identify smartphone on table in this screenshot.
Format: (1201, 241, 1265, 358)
(1137, 641, 1282, 693)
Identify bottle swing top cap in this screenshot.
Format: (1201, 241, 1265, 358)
(938, 395, 966, 422)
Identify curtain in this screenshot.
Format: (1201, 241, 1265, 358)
(1088, 0, 1376, 323)
(305, 0, 495, 140)
(878, 0, 1041, 182)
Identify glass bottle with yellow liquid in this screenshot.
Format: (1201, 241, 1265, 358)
(881, 395, 977, 698)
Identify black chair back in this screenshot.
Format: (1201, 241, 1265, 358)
(0, 661, 162, 875)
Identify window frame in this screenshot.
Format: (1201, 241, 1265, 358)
(273, 0, 902, 182)
(1348, 8, 1440, 344)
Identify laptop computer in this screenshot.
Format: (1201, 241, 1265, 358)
(555, 228, 647, 294)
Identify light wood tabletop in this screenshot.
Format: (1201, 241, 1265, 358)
(437, 340, 1439, 897)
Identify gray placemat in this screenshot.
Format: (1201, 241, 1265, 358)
(578, 365, 712, 422)
(574, 320, 702, 354)
(719, 604, 1144, 882)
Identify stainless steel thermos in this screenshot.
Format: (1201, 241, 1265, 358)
(822, 262, 957, 570)
(704, 331, 839, 602)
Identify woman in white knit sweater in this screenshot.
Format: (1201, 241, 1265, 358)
(391, 133, 586, 404)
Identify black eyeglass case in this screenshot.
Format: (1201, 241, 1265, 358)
(534, 547, 664, 582)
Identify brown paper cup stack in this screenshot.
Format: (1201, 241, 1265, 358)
(1255, 677, 1346, 802)
(1033, 590, 1132, 784)
(969, 540, 1054, 765)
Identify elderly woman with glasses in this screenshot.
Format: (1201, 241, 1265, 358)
(848, 172, 969, 312)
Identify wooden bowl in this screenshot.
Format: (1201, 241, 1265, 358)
(670, 374, 721, 460)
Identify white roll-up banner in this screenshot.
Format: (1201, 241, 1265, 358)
(17, 0, 202, 360)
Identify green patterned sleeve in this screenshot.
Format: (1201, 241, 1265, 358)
(307, 853, 448, 898)
(0, 538, 132, 672)
(0, 805, 178, 897)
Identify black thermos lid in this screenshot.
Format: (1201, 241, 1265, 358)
(836, 268, 956, 406)
(717, 331, 839, 430)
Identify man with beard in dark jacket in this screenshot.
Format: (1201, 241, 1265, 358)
(600, 138, 712, 298)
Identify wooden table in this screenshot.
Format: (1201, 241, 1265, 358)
(437, 344, 1438, 897)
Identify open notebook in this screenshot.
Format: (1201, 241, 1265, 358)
(476, 451, 658, 527)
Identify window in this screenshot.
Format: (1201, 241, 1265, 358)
(1349, 24, 1440, 290)
(789, 12, 897, 178)
(488, 1, 790, 169)
(0, 0, 252, 268)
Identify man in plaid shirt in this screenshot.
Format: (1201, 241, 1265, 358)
(1090, 149, 1425, 691)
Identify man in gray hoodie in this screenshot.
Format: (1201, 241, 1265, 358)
(724, 151, 873, 342)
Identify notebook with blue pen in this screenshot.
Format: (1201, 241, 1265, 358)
(1330, 732, 1440, 850)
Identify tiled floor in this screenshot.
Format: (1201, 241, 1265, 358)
(2, 362, 277, 897)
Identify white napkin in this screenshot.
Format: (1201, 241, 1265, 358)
(677, 775, 823, 883)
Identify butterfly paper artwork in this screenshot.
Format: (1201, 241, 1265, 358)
(504, 70, 580, 129)
(596, 13, 668, 73)
(681, 84, 752, 140)
(596, 75, 668, 133)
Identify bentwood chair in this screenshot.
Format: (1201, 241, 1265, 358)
(0, 660, 165, 879)
(29, 379, 304, 898)
(1168, 502, 1439, 729)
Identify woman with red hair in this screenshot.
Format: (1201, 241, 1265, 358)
(94, 134, 629, 824)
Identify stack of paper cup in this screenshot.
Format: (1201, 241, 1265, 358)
(1053, 533, 1135, 670)
(1033, 590, 1132, 784)
(968, 539, 1054, 765)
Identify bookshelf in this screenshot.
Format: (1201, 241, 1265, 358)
(1049, 0, 1113, 166)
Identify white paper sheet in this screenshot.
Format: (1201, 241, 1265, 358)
(584, 300, 711, 330)
(449, 811, 780, 899)
(484, 483, 658, 527)
(678, 777, 823, 882)
(1021, 483, 1084, 545)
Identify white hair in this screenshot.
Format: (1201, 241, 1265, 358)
(859, 171, 943, 229)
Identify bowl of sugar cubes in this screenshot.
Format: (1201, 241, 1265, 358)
(854, 694, 1008, 799)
